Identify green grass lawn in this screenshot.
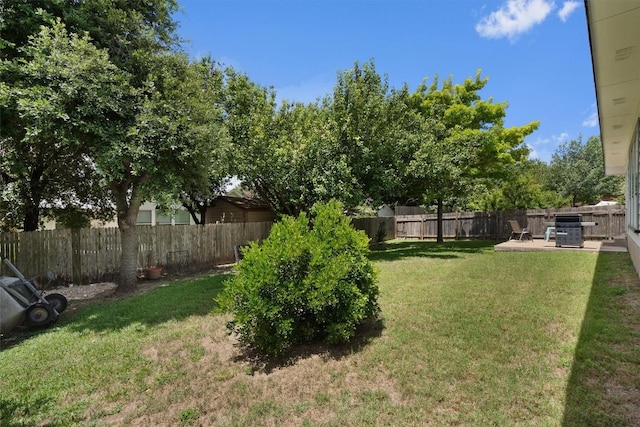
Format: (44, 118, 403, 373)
(1, 240, 638, 426)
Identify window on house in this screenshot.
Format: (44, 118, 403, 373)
(156, 213, 172, 225)
(174, 210, 191, 225)
(136, 210, 152, 225)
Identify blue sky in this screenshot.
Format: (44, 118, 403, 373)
(175, 0, 597, 163)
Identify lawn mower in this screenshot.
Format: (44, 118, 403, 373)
(0, 251, 68, 335)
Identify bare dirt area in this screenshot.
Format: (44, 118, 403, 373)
(50, 281, 118, 301)
(46, 265, 235, 310)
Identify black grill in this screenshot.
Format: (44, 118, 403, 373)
(555, 214, 583, 248)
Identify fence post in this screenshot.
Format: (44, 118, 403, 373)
(608, 205, 613, 239)
(72, 228, 83, 285)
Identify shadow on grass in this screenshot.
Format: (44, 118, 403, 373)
(233, 316, 385, 374)
(230, 240, 501, 372)
(1, 274, 231, 348)
(562, 252, 640, 426)
(2, 270, 384, 370)
(0, 395, 57, 427)
(65, 274, 229, 333)
(368, 239, 496, 262)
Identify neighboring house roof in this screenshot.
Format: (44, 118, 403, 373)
(594, 200, 618, 206)
(585, 0, 640, 175)
(212, 196, 273, 211)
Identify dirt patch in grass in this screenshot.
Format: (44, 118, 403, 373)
(156, 350, 400, 426)
(604, 379, 640, 426)
(51, 281, 118, 301)
(49, 265, 235, 308)
(98, 317, 392, 426)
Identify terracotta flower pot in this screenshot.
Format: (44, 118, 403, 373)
(146, 266, 162, 280)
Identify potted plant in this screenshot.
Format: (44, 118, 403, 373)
(146, 265, 162, 280)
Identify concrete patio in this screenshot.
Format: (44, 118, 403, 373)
(495, 238, 628, 253)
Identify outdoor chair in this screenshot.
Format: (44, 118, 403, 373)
(508, 220, 532, 241)
(544, 226, 556, 241)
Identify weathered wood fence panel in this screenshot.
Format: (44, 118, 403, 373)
(396, 206, 626, 241)
(0, 229, 73, 281)
(396, 211, 499, 239)
(0, 222, 273, 285)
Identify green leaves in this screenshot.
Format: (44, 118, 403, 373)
(218, 199, 379, 356)
(406, 71, 539, 206)
(227, 60, 424, 216)
(329, 60, 401, 207)
(0, 19, 128, 230)
(468, 160, 567, 211)
(547, 136, 623, 206)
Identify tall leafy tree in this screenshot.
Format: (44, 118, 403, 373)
(0, 20, 127, 231)
(0, 1, 228, 294)
(329, 60, 405, 208)
(547, 135, 623, 206)
(157, 59, 231, 225)
(406, 71, 539, 242)
(0, 0, 180, 233)
(469, 160, 567, 211)
(269, 100, 359, 215)
(222, 68, 283, 211)
(95, 54, 226, 292)
(227, 60, 410, 216)
(224, 69, 346, 216)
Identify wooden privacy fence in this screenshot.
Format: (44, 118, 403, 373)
(396, 205, 626, 241)
(0, 222, 273, 285)
(0, 216, 393, 286)
(8, 207, 620, 285)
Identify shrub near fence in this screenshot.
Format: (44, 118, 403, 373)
(0, 222, 273, 285)
(396, 205, 626, 241)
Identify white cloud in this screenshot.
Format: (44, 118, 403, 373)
(526, 133, 571, 162)
(525, 138, 557, 162)
(531, 136, 551, 146)
(553, 132, 570, 143)
(582, 112, 599, 128)
(582, 103, 599, 127)
(557, 1, 580, 22)
(531, 133, 569, 146)
(475, 0, 555, 41)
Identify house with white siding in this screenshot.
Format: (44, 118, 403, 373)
(585, 0, 640, 272)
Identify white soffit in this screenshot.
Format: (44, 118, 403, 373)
(586, 0, 640, 176)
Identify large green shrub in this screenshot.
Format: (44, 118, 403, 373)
(218, 199, 379, 356)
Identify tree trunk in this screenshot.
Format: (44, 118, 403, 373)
(118, 222, 139, 294)
(198, 205, 208, 225)
(23, 204, 40, 232)
(22, 170, 44, 231)
(184, 203, 203, 225)
(436, 197, 444, 244)
(113, 186, 143, 294)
